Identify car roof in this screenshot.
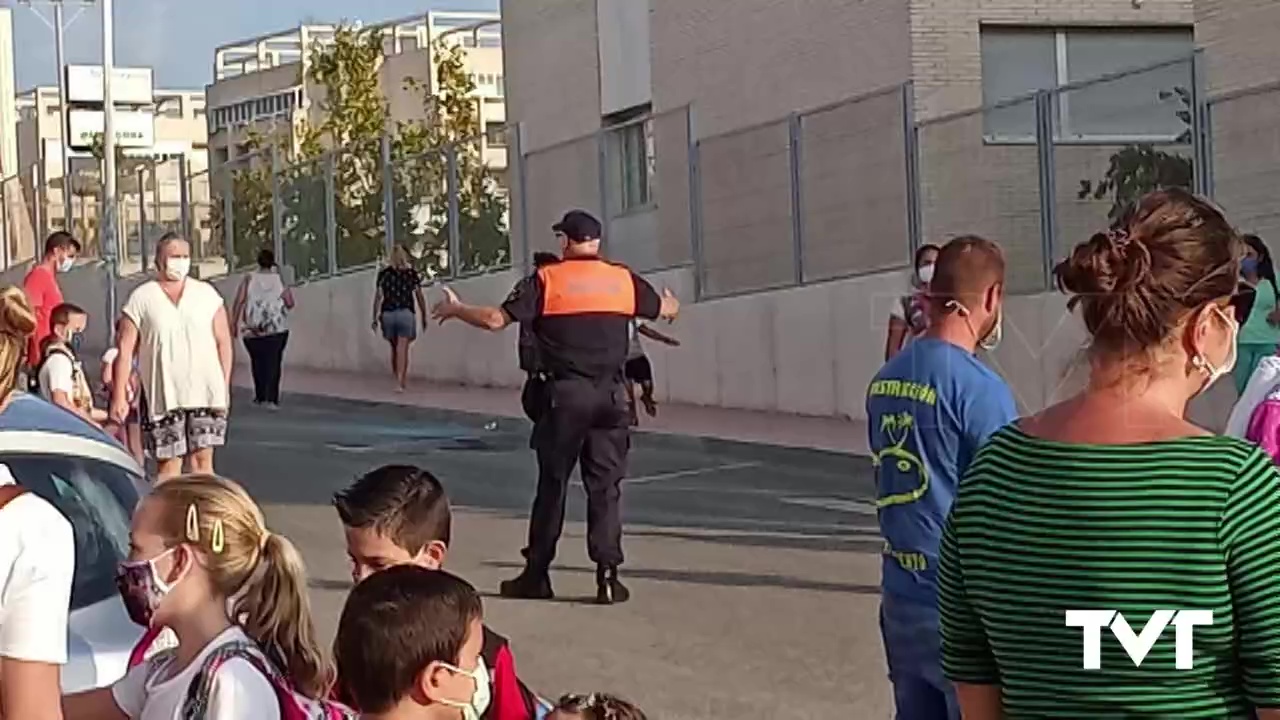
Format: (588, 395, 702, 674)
(0, 393, 141, 474)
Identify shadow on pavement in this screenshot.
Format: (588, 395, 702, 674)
(627, 527, 882, 554)
(483, 561, 880, 595)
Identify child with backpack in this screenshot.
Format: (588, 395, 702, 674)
(332, 465, 541, 720)
(61, 475, 353, 720)
(33, 302, 106, 425)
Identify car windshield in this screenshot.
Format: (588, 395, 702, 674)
(4, 454, 142, 610)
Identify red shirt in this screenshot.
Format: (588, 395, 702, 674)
(22, 264, 61, 366)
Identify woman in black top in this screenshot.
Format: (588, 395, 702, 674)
(371, 245, 427, 392)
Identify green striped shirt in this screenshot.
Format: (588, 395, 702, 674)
(939, 427, 1280, 718)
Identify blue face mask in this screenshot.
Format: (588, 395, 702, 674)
(1243, 257, 1260, 277)
(69, 332, 83, 353)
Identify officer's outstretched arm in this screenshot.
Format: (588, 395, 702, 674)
(431, 286, 513, 331)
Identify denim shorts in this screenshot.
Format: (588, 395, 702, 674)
(380, 309, 418, 341)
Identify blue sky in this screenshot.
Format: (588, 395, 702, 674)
(12, 0, 499, 91)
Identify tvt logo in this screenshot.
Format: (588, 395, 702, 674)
(1065, 610, 1213, 670)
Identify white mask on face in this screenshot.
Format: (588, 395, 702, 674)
(944, 298, 1003, 352)
(164, 258, 191, 282)
(916, 263, 935, 286)
(1195, 306, 1238, 395)
(57, 256, 75, 273)
(439, 659, 491, 720)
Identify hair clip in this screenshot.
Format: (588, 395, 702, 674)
(210, 519, 225, 555)
(185, 504, 200, 543)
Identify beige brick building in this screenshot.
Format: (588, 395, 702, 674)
(503, 0, 1197, 294)
(206, 11, 508, 177)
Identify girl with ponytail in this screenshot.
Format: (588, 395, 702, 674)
(63, 474, 335, 720)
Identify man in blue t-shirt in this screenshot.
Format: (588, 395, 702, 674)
(867, 235, 1018, 720)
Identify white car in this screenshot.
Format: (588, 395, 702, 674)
(0, 392, 148, 693)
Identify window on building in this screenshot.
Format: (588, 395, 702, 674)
(606, 110, 655, 213)
(496, 75, 505, 97)
(155, 96, 183, 119)
(485, 121, 507, 148)
(45, 103, 60, 117)
(194, 106, 207, 119)
(980, 26, 1193, 142)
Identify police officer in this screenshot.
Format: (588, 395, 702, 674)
(431, 209, 679, 604)
(519, 252, 561, 424)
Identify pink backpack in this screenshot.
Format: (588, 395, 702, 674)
(180, 641, 355, 720)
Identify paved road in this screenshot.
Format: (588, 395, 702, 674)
(219, 391, 890, 720)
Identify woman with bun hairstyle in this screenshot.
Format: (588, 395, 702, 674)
(938, 189, 1280, 719)
(0, 286, 79, 720)
(62, 474, 332, 720)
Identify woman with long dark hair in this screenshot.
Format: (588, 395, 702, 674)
(1233, 234, 1280, 395)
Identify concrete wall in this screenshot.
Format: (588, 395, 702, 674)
(650, 0, 911, 136)
(1195, 0, 1280, 248)
(597, 0, 652, 116)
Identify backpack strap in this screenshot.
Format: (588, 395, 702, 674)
(181, 641, 294, 720)
(0, 485, 27, 510)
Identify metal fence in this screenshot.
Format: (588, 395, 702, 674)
(199, 132, 512, 283)
(511, 53, 1213, 299)
(15, 48, 1280, 302)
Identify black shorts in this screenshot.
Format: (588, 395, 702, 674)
(624, 356, 653, 383)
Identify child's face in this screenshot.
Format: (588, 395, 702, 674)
(420, 616, 485, 710)
(342, 525, 447, 583)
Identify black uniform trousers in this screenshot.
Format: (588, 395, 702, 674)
(523, 373, 631, 573)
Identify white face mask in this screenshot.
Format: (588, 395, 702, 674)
(439, 658, 491, 720)
(944, 299, 1003, 352)
(58, 256, 75, 273)
(164, 258, 191, 282)
(916, 263, 935, 286)
(1195, 306, 1238, 395)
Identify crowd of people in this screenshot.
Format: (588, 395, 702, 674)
(0, 211, 668, 719)
(872, 188, 1280, 719)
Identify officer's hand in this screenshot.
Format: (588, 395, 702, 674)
(659, 288, 680, 322)
(431, 286, 462, 324)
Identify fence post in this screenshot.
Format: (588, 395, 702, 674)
(0, 184, 8, 269)
(271, 149, 284, 267)
(381, 132, 395, 257)
(596, 130, 609, 253)
(687, 107, 705, 301)
(325, 152, 337, 276)
(35, 155, 48, 240)
(178, 155, 192, 255)
(787, 112, 805, 286)
(1034, 89, 1058, 291)
(137, 166, 149, 271)
(221, 169, 235, 270)
(513, 123, 531, 273)
(446, 144, 462, 277)
(1190, 50, 1212, 198)
(901, 82, 923, 256)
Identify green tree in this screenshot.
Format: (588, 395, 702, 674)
(215, 25, 512, 279)
(1078, 87, 1195, 225)
(207, 130, 276, 271)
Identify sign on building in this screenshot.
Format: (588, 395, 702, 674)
(67, 109, 156, 149)
(65, 65, 154, 105)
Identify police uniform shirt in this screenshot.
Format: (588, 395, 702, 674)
(501, 257, 662, 380)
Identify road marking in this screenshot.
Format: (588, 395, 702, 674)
(779, 497, 878, 515)
(572, 461, 762, 487)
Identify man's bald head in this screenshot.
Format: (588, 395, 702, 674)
(930, 235, 1006, 307)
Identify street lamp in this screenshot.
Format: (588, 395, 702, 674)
(14, 0, 94, 235)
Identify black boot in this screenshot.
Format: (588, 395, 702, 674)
(499, 568, 554, 600)
(595, 565, 630, 605)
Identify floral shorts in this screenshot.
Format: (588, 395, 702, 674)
(141, 408, 228, 460)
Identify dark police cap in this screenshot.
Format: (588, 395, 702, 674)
(552, 210, 602, 242)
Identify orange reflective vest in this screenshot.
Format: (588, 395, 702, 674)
(538, 260, 635, 317)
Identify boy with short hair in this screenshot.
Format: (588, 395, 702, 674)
(35, 303, 106, 425)
(333, 465, 539, 720)
(335, 566, 488, 720)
